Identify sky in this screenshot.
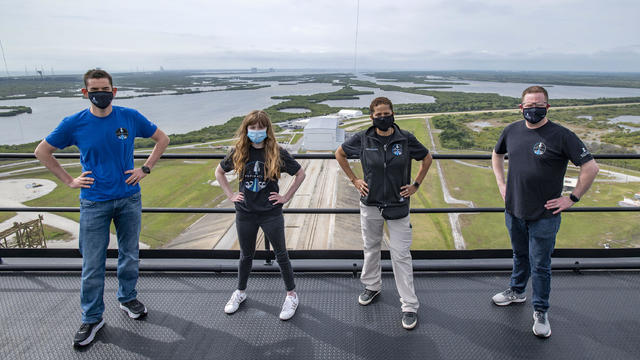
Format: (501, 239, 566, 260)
(1, 0, 639, 74)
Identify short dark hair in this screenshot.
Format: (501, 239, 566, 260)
(369, 97, 393, 114)
(521, 85, 548, 102)
(83, 69, 113, 88)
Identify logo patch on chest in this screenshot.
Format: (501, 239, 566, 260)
(532, 142, 546, 156)
(115, 128, 129, 140)
(392, 144, 403, 156)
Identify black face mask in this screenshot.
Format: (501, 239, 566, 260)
(373, 114, 395, 131)
(523, 107, 547, 124)
(88, 91, 114, 109)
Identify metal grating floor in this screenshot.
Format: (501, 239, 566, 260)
(1, 270, 639, 359)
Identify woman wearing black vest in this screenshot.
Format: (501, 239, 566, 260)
(335, 97, 432, 329)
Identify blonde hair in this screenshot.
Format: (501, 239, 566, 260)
(232, 110, 281, 180)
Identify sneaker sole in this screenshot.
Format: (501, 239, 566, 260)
(492, 297, 526, 306)
(279, 306, 298, 321)
(119, 304, 148, 319)
(72, 319, 105, 347)
(402, 319, 417, 330)
(224, 296, 246, 314)
(358, 291, 380, 306)
(533, 327, 551, 338)
(532, 313, 551, 338)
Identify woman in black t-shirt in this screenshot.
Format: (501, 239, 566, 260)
(215, 110, 306, 321)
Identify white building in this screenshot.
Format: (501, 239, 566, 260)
(338, 109, 363, 119)
(303, 116, 345, 151)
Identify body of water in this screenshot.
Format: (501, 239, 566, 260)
(609, 115, 640, 131)
(357, 74, 640, 99)
(3, 72, 640, 145)
(320, 86, 436, 107)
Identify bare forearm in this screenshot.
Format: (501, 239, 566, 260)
(491, 151, 506, 186)
(283, 169, 306, 201)
(215, 165, 235, 199)
(414, 153, 432, 184)
(144, 132, 170, 169)
(335, 147, 358, 182)
(573, 160, 599, 198)
(34, 143, 74, 186)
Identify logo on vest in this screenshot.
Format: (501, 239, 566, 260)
(532, 142, 546, 156)
(392, 144, 403, 156)
(115, 128, 129, 140)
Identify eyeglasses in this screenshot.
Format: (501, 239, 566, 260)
(521, 102, 548, 108)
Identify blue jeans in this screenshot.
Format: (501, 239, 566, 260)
(505, 211, 561, 312)
(79, 192, 142, 323)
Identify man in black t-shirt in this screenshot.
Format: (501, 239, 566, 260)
(491, 86, 599, 338)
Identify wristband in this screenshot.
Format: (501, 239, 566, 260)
(569, 193, 580, 203)
(413, 182, 421, 188)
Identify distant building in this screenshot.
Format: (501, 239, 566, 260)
(563, 177, 577, 192)
(303, 116, 345, 151)
(338, 109, 363, 119)
(618, 197, 640, 207)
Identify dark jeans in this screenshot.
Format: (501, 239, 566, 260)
(79, 192, 142, 323)
(506, 211, 561, 312)
(235, 210, 295, 291)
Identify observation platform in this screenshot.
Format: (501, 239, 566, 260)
(1, 260, 639, 359)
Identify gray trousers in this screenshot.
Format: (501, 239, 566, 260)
(359, 203, 419, 312)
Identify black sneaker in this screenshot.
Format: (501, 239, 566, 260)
(358, 289, 380, 305)
(402, 312, 418, 330)
(72, 318, 105, 347)
(119, 299, 148, 319)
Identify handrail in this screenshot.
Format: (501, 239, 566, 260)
(1, 152, 638, 265)
(1, 153, 640, 160)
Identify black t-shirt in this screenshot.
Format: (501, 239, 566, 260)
(494, 120, 593, 220)
(220, 146, 301, 214)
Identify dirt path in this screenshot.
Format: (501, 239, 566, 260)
(424, 118, 473, 250)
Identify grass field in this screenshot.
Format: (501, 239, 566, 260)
(21, 159, 229, 248)
(396, 118, 456, 249)
(0, 212, 16, 223)
(438, 146, 640, 249)
(6, 113, 639, 250)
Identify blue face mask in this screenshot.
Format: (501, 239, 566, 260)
(523, 107, 547, 124)
(247, 129, 267, 144)
(88, 91, 114, 109)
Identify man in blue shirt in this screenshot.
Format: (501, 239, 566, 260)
(34, 69, 170, 347)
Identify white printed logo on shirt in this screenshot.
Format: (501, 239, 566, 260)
(244, 161, 267, 192)
(532, 142, 546, 156)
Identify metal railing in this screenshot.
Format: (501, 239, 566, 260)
(1, 152, 639, 269)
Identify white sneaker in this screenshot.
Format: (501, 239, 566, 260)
(532, 311, 551, 338)
(279, 294, 299, 321)
(224, 290, 246, 314)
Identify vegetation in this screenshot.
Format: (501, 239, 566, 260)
(0, 106, 32, 117)
(367, 70, 640, 89)
(430, 105, 639, 168)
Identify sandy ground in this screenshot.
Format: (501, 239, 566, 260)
(0, 178, 148, 249)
